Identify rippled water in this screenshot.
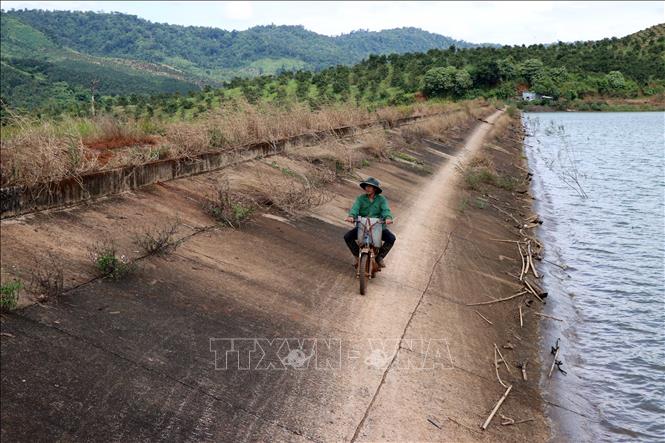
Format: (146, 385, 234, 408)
(523, 112, 665, 442)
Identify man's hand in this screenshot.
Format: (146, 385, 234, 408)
(345, 216, 355, 223)
(385, 218, 393, 225)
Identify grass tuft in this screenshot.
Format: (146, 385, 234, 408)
(0, 280, 21, 311)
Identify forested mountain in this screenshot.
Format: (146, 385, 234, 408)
(4, 10, 484, 71)
(1, 7, 663, 115)
(93, 22, 662, 122)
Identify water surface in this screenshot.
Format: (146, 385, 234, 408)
(523, 112, 665, 442)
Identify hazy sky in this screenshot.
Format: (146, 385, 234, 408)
(3, 1, 663, 45)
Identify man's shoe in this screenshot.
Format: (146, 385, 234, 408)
(376, 257, 386, 268)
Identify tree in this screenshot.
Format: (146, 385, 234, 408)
(605, 71, 626, 91)
(497, 58, 518, 81)
(520, 58, 544, 85)
(472, 59, 500, 88)
(423, 66, 471, 98)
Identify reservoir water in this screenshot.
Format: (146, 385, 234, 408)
(523, 112, 665, 442)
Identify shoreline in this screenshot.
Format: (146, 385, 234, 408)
(517, 96, 665, 113)
(1, 106, 552, 441)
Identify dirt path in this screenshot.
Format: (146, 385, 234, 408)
(1, 108, 549, 442)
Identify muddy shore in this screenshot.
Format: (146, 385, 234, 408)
(1, 106, 552, 441)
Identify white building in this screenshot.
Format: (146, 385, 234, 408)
(521, 91, 540, 101)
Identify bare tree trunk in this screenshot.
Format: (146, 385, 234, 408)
(90, 79, 100, 117)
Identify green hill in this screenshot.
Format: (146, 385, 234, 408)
(4, 9, 485, 70)
(0, 14, 201, 111)
(2, 8, 662, 115)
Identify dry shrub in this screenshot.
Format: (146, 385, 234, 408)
(132, 218, 182, 255)
(468, 153, 496, 170)
(375, 106, 410, 126)
(83, 116, 155, 150)
(0, 116, 98, 187)
(253, 165, 333, 216)
(164, 121, 211, 158)
(322, 137, 367, 175)
(30, 252, 64, 302)
(0, 99, 490, 187)
(359, 131, 389, 159)
(400, 111, 468, 143)
(463, 152, 518, 192)
(204, 100, 372, 148)
(203, 179, 255, 228)
(488, 114, 511, 141)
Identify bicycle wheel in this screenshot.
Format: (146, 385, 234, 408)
(359, 253, 369, 295)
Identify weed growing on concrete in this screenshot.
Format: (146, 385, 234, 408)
(204, 181, 255, 228)
(458, 196, 469, 213)
(0, 280, 21, 311)
(391, 151, 422, 165)
(473, 197, 488, 209)
(360, 131, 389, 159)
(506, 106, 519, 119)
(464, 167, 496, 191)
(31, 252, 65, 301)
(89, 240, 136, 279)
(133, 219, 182, 256)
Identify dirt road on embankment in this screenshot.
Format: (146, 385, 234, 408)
(1, 107, 550, 442)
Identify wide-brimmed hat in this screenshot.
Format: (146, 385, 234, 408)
(360, 177, 383, 194)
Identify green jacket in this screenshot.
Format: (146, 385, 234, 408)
(348, 194, 394, 227)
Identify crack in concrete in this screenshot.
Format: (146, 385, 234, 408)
(350, 231, 453, 442)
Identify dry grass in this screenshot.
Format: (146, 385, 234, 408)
(400, 110, 469, 143)
(30, 252, 65, 302)
(82, 116, 157, 150)
(253, 166, 333, 216)
(0, 98, 491, 188)
(132, 219, 183, 255)
(468, 153, 496, 170)
(0, 115, 99, 187)
(463, 152, 519, 192)
(203, 179, 256, 228)
(359, 131, 390, 159)
(375, 106, 412, 126)
(488, 114, 511, 142)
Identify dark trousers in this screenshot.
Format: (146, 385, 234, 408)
(344, 227, 396, 259)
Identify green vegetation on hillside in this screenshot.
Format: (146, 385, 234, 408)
(71, 23, 662, 123)
(1, 8, 663, 119)
(4, 10, 483, 69)
(0, 13, 200, 111)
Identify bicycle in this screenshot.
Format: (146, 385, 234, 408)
(353, 216, 384, 295)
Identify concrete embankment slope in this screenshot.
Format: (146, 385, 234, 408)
(1, 107, 549, 441)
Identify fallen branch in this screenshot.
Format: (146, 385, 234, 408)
(517, 242, 526, 282)
(534, 312, 564, 322)
(494, 343, 514, 376)
(490, 203, 522, 227)
(475, 310, 493, 325)
(481, 385, 512, 430)
(527, 241, 540, 278)
(548, 339, 560, 378)
(519, 304, 523, 328)
(502, 417, 534, 426)
(466, 291, 527, 306)
(523, 280, 544, 303)
(489, 238, 522, 244)
(494, 348, 508, 388)
(542, 258, 567, 270)
(518, 360, 528, 381)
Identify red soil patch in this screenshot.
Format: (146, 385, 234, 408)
(84, 135, 157, 151)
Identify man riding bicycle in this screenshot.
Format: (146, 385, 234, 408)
(344, 177, 395, 268)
